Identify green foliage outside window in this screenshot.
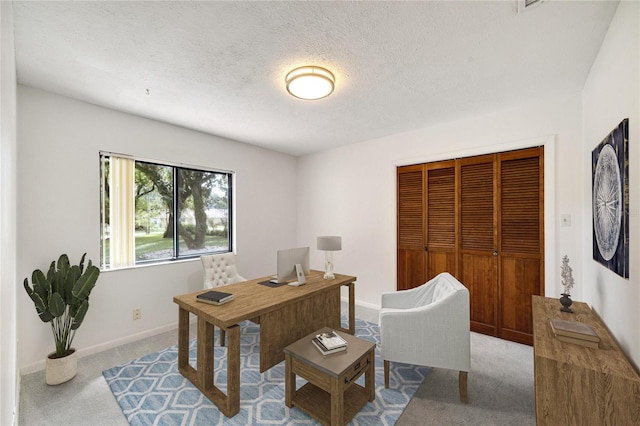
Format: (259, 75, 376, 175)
(100, 154, 233, 268)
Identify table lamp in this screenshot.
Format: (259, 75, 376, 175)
(317, 236, 342, 279)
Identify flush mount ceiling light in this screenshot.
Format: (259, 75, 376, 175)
(285, 66, 335, 100)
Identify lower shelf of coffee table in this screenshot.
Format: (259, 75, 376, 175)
(291, 382, 369, 425)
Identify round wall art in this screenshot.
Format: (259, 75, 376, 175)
(591, 118, 629, 278)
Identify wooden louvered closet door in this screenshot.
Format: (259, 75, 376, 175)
(397, 165, 426, 291)
(426, 161, 456, 279)
(498, 147, 543, 344)
(397, 147, 544, 345)
(459, 154, 498, 337)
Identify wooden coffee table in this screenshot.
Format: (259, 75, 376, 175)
(284, 327, 375, 426)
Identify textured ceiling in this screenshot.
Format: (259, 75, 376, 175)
(12, 1, 619, 156)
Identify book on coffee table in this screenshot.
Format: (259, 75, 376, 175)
(196, 290, 234, 305)
(312, 337, 347, 355)
(311, 330, 348, 355)
(315, 330, 348, 350)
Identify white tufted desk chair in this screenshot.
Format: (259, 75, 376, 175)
(200, 253, 247, 345)
(201, 252, 247, 289)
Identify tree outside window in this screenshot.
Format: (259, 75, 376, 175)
(100, 154, 232, 269)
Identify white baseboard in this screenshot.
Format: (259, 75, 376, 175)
(19, 321, 182, 375)
(21, 301, 377, 375)
(341, 297, 381, 325)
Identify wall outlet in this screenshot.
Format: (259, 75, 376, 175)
(133, 308, 142, 320)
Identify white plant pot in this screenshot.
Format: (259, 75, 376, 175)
(45, 349, 77, 385)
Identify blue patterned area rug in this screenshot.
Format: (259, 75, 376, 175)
(103, 317, 429, 425)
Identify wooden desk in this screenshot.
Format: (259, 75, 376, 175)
(173, 270, 356, 417)
(532, 296, 640, 425)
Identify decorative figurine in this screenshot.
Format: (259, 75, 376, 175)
(560, 255, 574, 313)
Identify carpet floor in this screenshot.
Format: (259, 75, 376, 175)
(396, 331, 535, 425)
(102, 318, 429, 425)
(19, 315, 535, 425)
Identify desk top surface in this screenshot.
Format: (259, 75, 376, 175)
(174, 270, 356, 327)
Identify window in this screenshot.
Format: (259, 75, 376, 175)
(100, 153, 233, 269)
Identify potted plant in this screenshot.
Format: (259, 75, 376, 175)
(23, 253, 100, 385)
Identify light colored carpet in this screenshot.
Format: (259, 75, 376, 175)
(19, 325, 535, 425)
(396, 332, 535, 425)
(102, 318, 428, 425)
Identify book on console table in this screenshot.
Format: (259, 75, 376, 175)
(196, 290, 234, 305)
(549, 318, 600, 343)
(554, 334, 600, 349)
(312, 337, 347, 355)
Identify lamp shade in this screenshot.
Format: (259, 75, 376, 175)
(317, 236, 342, 251)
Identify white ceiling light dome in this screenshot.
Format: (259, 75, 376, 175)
(285, 66, 335, 100)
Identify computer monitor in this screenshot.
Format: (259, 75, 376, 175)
(276, 247, 310, 282)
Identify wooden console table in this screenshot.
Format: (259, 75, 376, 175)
(532, 296, 640, 425)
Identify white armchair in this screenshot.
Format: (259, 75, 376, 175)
(201, 252, 246, 289)
(379, 272, 470, 402)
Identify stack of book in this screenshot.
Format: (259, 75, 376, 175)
(196, 290, 234, 306)
(312, 330, 348, 355)
(550, 318, 600, 348)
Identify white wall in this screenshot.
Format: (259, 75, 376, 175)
(13, 0, 637, 391)
(1, 2, 19, 424)
(298, 0, 640, 371)
(16, 86, 299, 372)
(298, 91, 583, 309)
(582, 1, 639, 369)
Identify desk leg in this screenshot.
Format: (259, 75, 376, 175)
(177, 315, 240, 417)
(340, 282, 355, 335)
(177, 307, 190, 371)
(348, 282, 355, 335)
(284, 353, 294, 407)
(197, 317, 215, 390)
(199, 323, 240, 417)
(225, 324, 241, 415)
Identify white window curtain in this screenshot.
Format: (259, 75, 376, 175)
(109, 156, 135, 268)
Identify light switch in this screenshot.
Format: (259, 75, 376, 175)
(560, 214, 571, 227)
